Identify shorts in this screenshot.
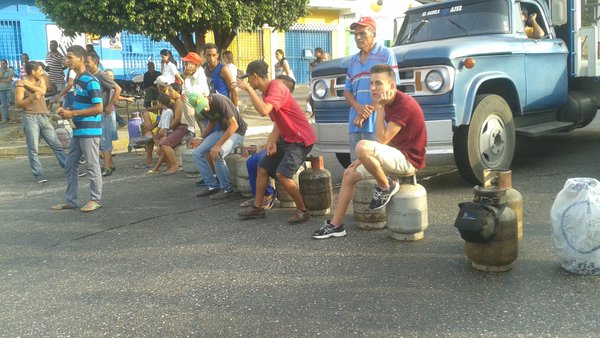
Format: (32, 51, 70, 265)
(355, 141, 415, 179)
(100, 111, 118, 151)
(160, 124, 188, 148)
(259, 140, 313, 179)
(349, 132, 376, 162)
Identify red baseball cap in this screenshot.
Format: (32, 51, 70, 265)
(350, 16, 377, 30)
(181, 52, 202, 65)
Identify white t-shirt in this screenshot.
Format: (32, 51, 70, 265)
(159, 108, 174, 130)
(161, 62, 179, 85)
(183, 68, 209, 97)
(65, 69, 77, 92)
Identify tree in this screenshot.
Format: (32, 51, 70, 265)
(35, 0, 309, 55)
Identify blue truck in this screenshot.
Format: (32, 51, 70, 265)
(310, 0, 600, 184)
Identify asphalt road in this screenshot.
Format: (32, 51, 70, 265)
(1, 117, 600, 337)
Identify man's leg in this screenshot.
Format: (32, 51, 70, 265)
(193, 132, 221, 189)
(0, 90, 9, 122)
(161, 145, 178, 173)
(330, 162, 364, 226)
(80, 137, 102, 203)
(349, 132, 376, 162)
(355, 140, 389, 189)
(39, 114, 66, 168)
(65, 138, 83, 207)
(22, 114, 44, 179)
(214, 133, 243, 192)
(276, 172, 307, 210)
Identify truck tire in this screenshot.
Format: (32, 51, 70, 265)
(336, 153, 351, 168)
(453, 94, 515, 185)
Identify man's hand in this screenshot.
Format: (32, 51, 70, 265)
(104, 108, 112, 115)
(377, 90, 396, 107)
(527, 13, 537, 25)
(209, 144, 222, 161)
(266, 141, 277, 156)
(57, 107, 73, 119)
(33, 91, 44, 100)
(236, 79, 252, 93)
(357, 104, 374, 119)
(53, 95, 62, 104)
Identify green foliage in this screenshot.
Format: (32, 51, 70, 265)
(35, 0, 309, 54)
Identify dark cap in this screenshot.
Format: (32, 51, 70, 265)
(350, 16, 377, 30)
(240, 60, 269, 79)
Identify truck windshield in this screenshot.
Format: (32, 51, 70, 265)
(395, 0, 510, 45)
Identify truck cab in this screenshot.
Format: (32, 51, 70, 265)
(310, 0, 600, 184)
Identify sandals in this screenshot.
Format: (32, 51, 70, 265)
(80, 201, 102, 212)
(51, 204, 78, 210)
(145, 169, 160, 176)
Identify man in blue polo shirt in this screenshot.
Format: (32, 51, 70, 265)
(53, 45, 104, 213)
(344, 16, 399, 161)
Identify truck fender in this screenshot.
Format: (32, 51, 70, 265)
(456, 71, 519, 126)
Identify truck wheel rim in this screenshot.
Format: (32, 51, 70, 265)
(478, 114, 506, 166)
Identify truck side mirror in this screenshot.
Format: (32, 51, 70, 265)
(551, 0, 567, 26)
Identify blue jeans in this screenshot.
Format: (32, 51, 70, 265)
(0, 90, 9, 121)
(22, 113, 66, 179)
(193, 131, 244, 192)
(349, 132, 377, 162)
(246, 149, 275, 197)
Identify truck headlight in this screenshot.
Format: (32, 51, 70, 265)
(313, 80, 328, 99)
(425, 70, 444, 93)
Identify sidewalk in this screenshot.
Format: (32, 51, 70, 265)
(0, 85, 312, 158)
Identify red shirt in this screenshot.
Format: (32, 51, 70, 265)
(385, 90, 427, 169)
(263, 80, 317, 146)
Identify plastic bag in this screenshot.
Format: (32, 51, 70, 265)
(550, 178, 600, 275)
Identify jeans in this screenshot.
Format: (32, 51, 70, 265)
(246, 149, 275, 197)
(65, 137, 102, 206)
(349, 132, 377, 162)
(22, 113, 66, 178)
(193, 131, 244, 192)
(0, 90, 9, 121)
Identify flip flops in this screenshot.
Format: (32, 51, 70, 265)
(80, 201, 102, 212)
(145, 169, 160, 176)
(51, 204, 78, 210)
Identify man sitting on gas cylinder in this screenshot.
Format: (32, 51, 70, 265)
(311, 64, 427, 239)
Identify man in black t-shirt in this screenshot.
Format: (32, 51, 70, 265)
(193, 93, 247, 200)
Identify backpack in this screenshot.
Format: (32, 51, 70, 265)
(454, 201, 500, 243)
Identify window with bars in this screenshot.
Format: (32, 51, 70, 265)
(0, 20, 23, 71)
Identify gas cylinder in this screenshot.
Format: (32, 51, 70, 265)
(465, 187, 518, 272)
(481, 169, 523, 240)
(386, 174, 428, 241)
(276, 164, 305, 208)
(299, 155, 333, 216)
(182, 140, 200, 178)
(353, 177, 386, 229)
(128, 112, 142, 140)
(55, 119, 72, 150)
(225, 147, 241, 192)
(236, 153, 253, 198)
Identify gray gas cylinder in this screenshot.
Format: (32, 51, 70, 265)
(299, 155, 333, 216)
(386, 174, 428, 241)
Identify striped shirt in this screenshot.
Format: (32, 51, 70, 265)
(72, 71, 103, 138)
(45, 51, 65, 86)
(344, 42, 398, 133)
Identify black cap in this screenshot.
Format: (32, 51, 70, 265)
(240, 60, 269, 79)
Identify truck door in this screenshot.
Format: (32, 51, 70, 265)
(520, 2, 569, 111)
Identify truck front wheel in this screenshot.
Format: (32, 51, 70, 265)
(453, 94, 516, 185)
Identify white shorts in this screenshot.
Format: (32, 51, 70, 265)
(355, 141, 415, 179)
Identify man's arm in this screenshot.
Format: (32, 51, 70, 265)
(200, 120, 216, 139)
(237, 80, 273, 116)
(220, 66, 238, 106)
(209, 116, 238, 160)
(374, 91, 402, 145)
(266, 125, 281, 156)
(528, 13, 545, 39)
(106, 82, 122, 113)
(168, 99, 183, 130)
(57, 103, 103, 118)
(22, 79, 46, 95)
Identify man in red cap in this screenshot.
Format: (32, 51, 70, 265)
(181, 52, 209, 98)
(344, 16, 399, 163)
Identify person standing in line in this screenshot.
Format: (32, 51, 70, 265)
(236, 60, 316, 223)
(84, 52, 122, 177)
(274, 49, 295, 80)
(306, 47, 325, 115)
(14, 61, 66, 183)
(312, 64, 427, 239)
(53, 45, 104, 212)
(0, 59, 14, 123)
(19, 53, 29, 80)
(45, 40, 65, 109)
(160, 49, 184, 86)
(204, 44, 238, 106)
(344, 16, 398, 162)
(55, 57, 77, 109)
(223, 51, 239, 82)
